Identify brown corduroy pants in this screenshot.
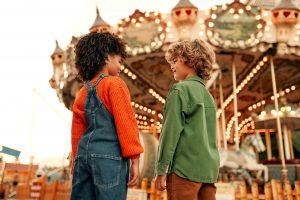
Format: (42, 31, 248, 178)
(166, 173, 216, 200)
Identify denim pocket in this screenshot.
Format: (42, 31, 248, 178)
(91, 154, 122, 189)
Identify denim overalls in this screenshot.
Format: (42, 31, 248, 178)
(71, 74, 130, 200)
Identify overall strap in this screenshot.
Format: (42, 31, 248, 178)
(84, 74, 107, 91)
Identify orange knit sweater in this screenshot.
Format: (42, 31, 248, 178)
(71, 75, 144, 168)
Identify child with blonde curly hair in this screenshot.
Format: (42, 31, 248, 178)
(155, 39, 220, 200)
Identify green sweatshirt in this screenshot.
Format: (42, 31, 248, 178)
(156, 76, 220, 183)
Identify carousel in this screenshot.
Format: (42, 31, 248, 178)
(45, 0, 300, 199)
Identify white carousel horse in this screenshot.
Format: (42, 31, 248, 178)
(219, 134, 269, 182)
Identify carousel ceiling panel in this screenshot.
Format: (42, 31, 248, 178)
(126, 52, 176, 98)
(248, 58, 300, 95)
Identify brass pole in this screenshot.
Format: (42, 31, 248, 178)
(232, 55, 239, 150)
(270, 56, 287, 182)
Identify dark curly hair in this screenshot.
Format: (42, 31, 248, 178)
(165, 39, 215, 80)
(75, 32, 127, 81)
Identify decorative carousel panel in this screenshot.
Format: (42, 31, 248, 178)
(128, 54, 175, 97)
(117, 10, 167, 56)
(205, 1, 265, 49)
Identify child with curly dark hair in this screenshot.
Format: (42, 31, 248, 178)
(155, 39, 220, 200)
(71, 32, 143, 200)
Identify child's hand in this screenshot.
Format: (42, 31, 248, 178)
(128, 158, 140, 186)
(155, 174, 167, 191)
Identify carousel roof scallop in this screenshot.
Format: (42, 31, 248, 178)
(172, 0, 197, 10)
(273, 0, 300, 11)
(89, 8, 110, 30)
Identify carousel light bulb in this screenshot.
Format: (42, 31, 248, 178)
(158, 27, 163, 32)
(155, 94, 159, 98)
(208, 22, 214, 27)
(262, 100, 266, 105)
(249, 107, 252, 111)
(199, 31, 204, 36)
(238, 9, 244, 14)
(166, 27, 170, 32)
(162, 99, 166, 104)
(131, 19, 136, 23)
(256, 65, 261, 70)
(211, 14, 217, 19)
(234, 14, 239, 19)
(118, 27, 124, 32)
(148, 109, 151, 113)
(161, 14, 166, 19)
(125, 17, 130, 22)
(250, 73, 254, 77)
(132, 75, 137, 80)
(229, 8, 234, 14)
(143, 107, 147, 112)
(257, 24, 262, 29)
(152, 111, 156, 115)
(291, 85, 296, 90)
(131, 102, 135, 106)
(285, 88, 290, 93)
(259, 61, 264, 66)
(155, 19, 160, 24)
(135, 104, 139, 108)
(128, 72, 132, 77)
(263, 56, 268, 62)
(136, 23, 141, 27)
(124, 68, 129, 73)
(139, 105, 143, 110)
(207, 31, 213, 37)
(257, 102, 261, 107)
(256, 15, 261, 20)
(246, 5, 251, 11)
(154, 11, 159, 16)
(222, 4, 227, 10)
(212, 6, 217, 10)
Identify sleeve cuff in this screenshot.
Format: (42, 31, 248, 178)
(156, 162, 169, 176)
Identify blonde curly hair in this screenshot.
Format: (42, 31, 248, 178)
(165, 39, 215, 80)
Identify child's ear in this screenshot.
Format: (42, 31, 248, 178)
(105, 56, 112, 64)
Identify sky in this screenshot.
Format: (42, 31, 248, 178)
(0, 0, 233, 167)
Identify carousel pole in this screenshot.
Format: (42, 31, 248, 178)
(213, 81, 221, 149)
(265, 130, 272, 160)
(219, 72, 227, 150)
(232, 55, 239, 150)
(270, 55, 288, 182)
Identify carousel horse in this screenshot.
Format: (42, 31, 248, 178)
(219, 133, 269, 182)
